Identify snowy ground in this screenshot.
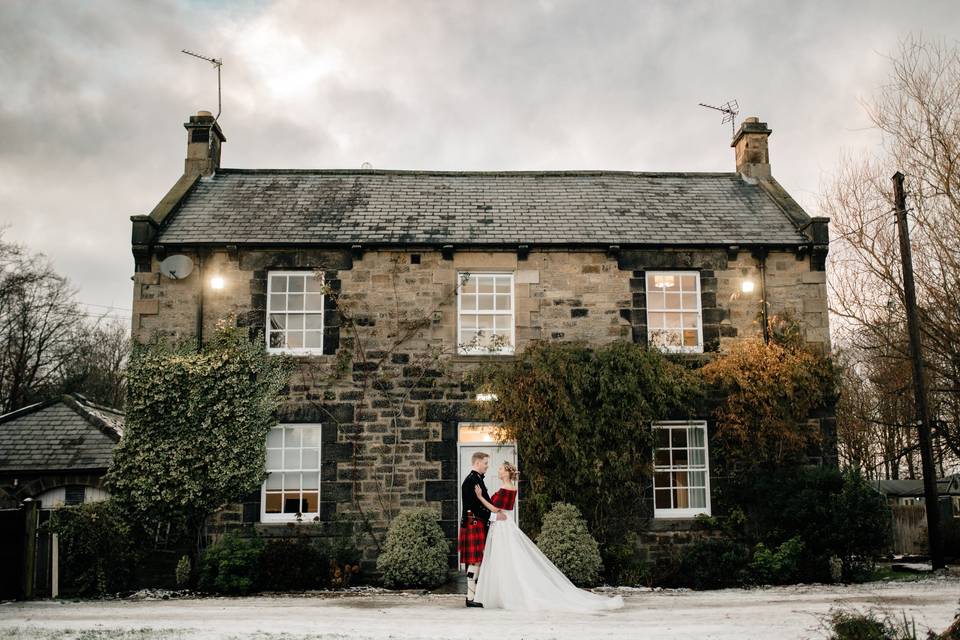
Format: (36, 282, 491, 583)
(1, 578, 958, 640)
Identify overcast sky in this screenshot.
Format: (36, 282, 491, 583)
(1, 0, 957, 322)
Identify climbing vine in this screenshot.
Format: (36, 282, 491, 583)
(472, 341, 702, 546)
(106, 322, 291, 558)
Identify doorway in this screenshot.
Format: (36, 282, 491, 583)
(457, 422, 518, 524)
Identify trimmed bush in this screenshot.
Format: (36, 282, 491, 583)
(198, 532, 264, 595)
(376, 509, 449, 588)
(45, 501, 137, 596)
(536, 503, 602, 587)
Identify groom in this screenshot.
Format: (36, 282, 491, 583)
(460, 451, 492, 608)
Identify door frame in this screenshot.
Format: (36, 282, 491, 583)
(457, 421, 518, 526)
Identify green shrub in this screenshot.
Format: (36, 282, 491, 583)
(536, 503, 602, 587)
(749, 536, 804, 585)
(198, 532, 264, 595)
(45, 500, 136, 596)
(107, 325, 291, 544)
(601, 531, 652, 587)
(827, 609, 919, 640)
(677, 537, 751, 590)
(376, 509, 449, 588)
(719, 467, 892, 582)
(175, 555, 191, 588)
(258, 536, 330, 591)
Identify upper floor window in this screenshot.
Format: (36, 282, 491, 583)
(645, 271, 702, 353)
(262, 424, 322, 522)
(457, 272, 515, 355)
(267, 271, 324, 354)
(653, 420, 711, 518)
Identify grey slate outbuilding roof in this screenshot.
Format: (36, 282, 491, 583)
(0, 394, 122, 473)
(874, 476, 960, 497)
(156, 169, 811, 246)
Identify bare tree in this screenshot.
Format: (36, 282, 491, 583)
(825, 35, 960, 474)
(0, 232, 126, 412)
(58, 319, 130, 409)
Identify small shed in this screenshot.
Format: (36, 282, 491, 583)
(874, 476, 960, 557)
(0, 393, 123, 599)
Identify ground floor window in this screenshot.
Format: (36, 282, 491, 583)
(653, 420, 711, 518)
(261, 424, 322, 522)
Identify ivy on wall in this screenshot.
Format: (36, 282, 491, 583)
(473, 341, 702, 545)
(106, 323, 291, 553)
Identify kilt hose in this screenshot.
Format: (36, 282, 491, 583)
(458, 513, 488, 567)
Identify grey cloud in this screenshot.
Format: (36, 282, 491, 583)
(0, 0, 958, 312)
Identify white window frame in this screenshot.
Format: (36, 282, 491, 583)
(645, 270, 703, 354)
(260, 423, 323, 523)
(266, 270, 325, 355)
(652, 420, 711, 519)
(456, 272, 515, 355)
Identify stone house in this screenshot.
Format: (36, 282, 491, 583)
(129, 111, 832, 572)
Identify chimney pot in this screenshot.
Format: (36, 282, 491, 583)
(731, 116, 772, 179)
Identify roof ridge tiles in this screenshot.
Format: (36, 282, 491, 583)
(215, 168, 740, 178)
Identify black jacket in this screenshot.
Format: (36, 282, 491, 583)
(460, 469, 491, 526)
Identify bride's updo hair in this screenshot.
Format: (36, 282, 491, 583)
(502, 461, 519, 482)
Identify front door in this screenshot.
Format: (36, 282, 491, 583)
(457, 422, 518, 524)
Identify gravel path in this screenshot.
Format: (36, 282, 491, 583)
(1, 578, 957, 640)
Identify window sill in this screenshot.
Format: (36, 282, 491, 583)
(652, 346, 705, 355)
(256, 517, 322, 526)
(452, 353, 518, 363)
(649, 516, 711, 531)
(266, 349, 327, 357)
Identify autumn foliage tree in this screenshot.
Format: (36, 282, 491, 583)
(701, 330, 837, 470)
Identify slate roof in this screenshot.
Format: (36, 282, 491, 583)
(875, 477, 960, 497)
(155, 169, 812, 246)
(0, 394, 122, 473)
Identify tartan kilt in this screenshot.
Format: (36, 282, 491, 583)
(458, 515, 487, 566)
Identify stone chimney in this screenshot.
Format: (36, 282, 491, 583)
(731, 116, 771, 179)
(183, 110, 226, 177)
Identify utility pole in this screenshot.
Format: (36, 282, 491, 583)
(892, 171, 944, 570)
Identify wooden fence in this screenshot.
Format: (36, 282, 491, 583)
(890, 503, 928, 556)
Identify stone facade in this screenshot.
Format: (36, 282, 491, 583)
(131, 243, 831, 571)
(127, 111, 834, 575)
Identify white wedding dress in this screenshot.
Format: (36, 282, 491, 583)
(473, 490, 624, 612)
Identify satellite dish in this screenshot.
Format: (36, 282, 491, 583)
(159, 255, 194, 280)
(361, 162, 373, 170)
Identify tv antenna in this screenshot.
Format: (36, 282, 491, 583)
(181, 49, 223, 122)
(698, 99, 739, 136)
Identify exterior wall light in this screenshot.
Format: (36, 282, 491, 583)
(741, 279, 755, 294)
(210, 276, 225, 290)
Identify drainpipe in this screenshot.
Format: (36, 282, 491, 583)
(196, 252, 205, 352)
(753, 248, 770, 343)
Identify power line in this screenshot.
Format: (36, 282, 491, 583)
(830, 207, 902, 244)
(77, 301, 132, 312)
(75, 311, 131, 322)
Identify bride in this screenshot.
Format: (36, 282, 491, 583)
(473, 461, 624, 612)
